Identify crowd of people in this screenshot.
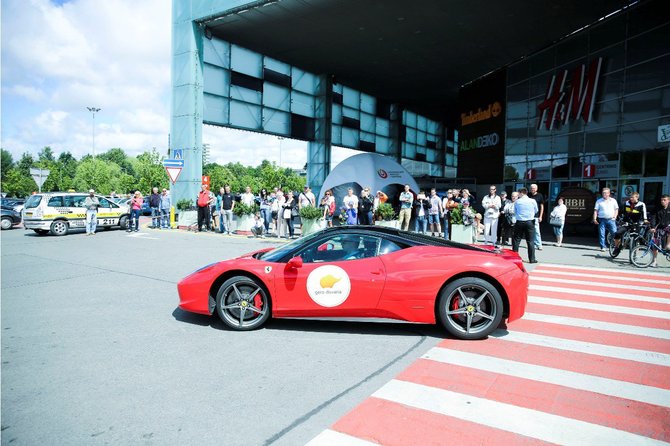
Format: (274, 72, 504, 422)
(103, 183, 670, 266)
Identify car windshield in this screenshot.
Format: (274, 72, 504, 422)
(24, 195, 42, 209)
(259, 230, 325, 262)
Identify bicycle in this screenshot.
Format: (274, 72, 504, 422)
(608, 221, 650, 259)
(630, 230, 670, 268)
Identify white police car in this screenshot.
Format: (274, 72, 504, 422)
(22, 192, 130, 236)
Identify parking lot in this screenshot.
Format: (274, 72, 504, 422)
(1, 224, 444, 445)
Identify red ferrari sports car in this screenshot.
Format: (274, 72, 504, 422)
(178, 226, 528, 340)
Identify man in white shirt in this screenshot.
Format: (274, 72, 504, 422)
(592, 187, 619, 252)
(342, 188, 359, 211)
(481, 185, 502, 246)
(240, 186, 255, 207)
(298, 185, 316, 210)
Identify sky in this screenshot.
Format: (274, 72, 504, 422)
(0, 0, 356, 169)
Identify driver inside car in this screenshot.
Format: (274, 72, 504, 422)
(339, 236, 365, 260)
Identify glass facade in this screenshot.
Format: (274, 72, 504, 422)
(504, 0, 669, 212)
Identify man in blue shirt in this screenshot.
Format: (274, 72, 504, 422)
(512, 188, 539, 263)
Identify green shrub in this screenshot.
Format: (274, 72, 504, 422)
(176, 199, 193, 211)
(299, 205, 323, 220)
(233, 201, 258, 217)
(450, 205, 464, 225)
(375, 203, 396, 221)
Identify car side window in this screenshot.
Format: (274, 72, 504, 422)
(48, 196, 64, 207)
(299, 235, 381, 263)
(98, 198, 112, 207)
(63, 195, 87, 208)
(379, 239, 404, 255)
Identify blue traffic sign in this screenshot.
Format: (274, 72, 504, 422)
(163, 159, 184, 167)
(172, 149, 183, 160)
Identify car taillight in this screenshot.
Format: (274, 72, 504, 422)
(500, 249, 526, 273)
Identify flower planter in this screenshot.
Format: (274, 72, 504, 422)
(234, 214, 255, 234)
(450, 224, 474, 243)
(177, 210, 197, 229)
(301, 218, 326, 236)
(374, 220, 399, 229)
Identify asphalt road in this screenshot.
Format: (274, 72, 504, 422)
(1, 223, 445, 445)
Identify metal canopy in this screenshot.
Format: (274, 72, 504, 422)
(205, 0, 632, 125)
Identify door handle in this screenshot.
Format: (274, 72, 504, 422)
(371, 269, 383, 275)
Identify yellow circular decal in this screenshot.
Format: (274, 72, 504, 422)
(306, 265, 352, 307)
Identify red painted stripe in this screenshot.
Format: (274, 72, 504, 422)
(527, 302, 670, 330)
(396, 359, 670, 441)
(534, 265, 670, 282)
(529, 279, 670, 299)
(531, 271, 670, 291)
(438, 338, 670, 390)
(510, 318, 670, 354)
(529, 288, 670, 312)
(332, 397, 554, 446)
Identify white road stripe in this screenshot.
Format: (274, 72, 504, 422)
(537, 263, 670, 279)
(423, 347, 670, 408)
(524, 312, 670, 340)
(529, 284, 670, 304)
(491, 329, 670, 367)
(306, 430, 377, 446)
(374, 379, 668, 446)
(532, 268, 670, 286)
(531, 276, 670, 295)
(529, 295, 670, 320)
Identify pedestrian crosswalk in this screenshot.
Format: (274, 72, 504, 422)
(307, 263, 670, 445)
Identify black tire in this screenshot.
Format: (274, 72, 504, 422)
(1, 217, 12, 230)
(119, 215, 129, 230)
(630, 245, 654, 268)
(50, 220, 69, 236)
(437, 277, 504, 340)
(608, 240, 620, 258)
(33, 229, 49, 236)
(215, 276, 271, 331)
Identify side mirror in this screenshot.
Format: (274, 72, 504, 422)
(287, 256, 303, 269)
(317, 242, 334, 252)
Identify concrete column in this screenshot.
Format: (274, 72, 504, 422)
(307, 75, 333, 196)
(170, 1, 204, 209)
(389, 104, 402, 164)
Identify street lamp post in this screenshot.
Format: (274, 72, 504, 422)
(87, 107, 101, 156)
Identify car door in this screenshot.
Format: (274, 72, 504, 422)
(272, 234, 386, 316)
(96, 197, 115, 226)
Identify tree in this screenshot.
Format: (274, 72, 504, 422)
(1, 169, 37, 197)
(73, 158, 124, 195)
(203, 163, 237, 191)
(38, 146, 56, 163)
(98, 148, 136, 177)
(1, 149, 14, 183)
(16, 152, 34, 175)
(134, 149, 168, 193)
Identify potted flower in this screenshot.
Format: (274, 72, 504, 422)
(233, 202, 259, 233)
(374, 203, 399, 229)
(176, 199, 197, 229)
(299, 205, 326, 236)
(450, 204, 475, 243)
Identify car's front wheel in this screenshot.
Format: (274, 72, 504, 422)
(50, 220, 69, 236)
(216, 276, 270, 331)
(1, 217, 12, 230)
(437, 277, 504, 340)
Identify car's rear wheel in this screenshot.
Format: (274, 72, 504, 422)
(216, 276, 270, 331)
(1, 217, 12, 230)
(50, 220, 69, 236)
(437, 277, 504, 340)
(33, 229, 49, 235)
(119, 215, 129, 230)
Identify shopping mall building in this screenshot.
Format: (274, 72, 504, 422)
(171, 0, 668, 216)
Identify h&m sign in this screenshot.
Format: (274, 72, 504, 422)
(537, 57, 603, 131)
